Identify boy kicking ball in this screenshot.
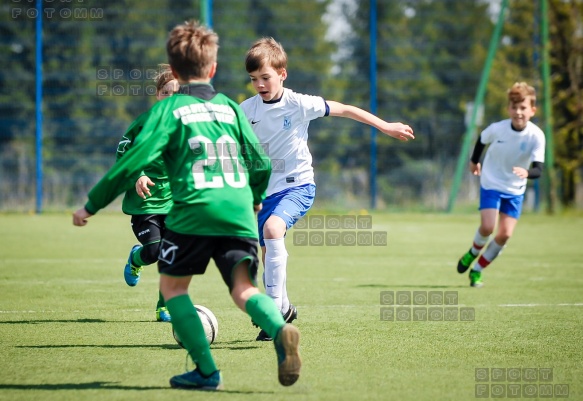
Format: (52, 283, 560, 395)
(73, 21, 301, 391)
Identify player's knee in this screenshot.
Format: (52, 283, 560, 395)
(263, 220, 286, 239)
(480, 225, 495, 236)
(141, 242, 161, 265)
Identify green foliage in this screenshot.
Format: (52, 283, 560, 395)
(1, 0, 582, 211)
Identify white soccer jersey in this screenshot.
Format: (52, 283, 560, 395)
(240, 89, 328, 196)
(479, 119, 545, 195)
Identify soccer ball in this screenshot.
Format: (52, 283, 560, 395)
(172, 304, 218, 347)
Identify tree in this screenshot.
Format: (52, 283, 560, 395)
(548, 0, 583, 207)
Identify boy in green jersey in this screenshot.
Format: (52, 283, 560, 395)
(73, 20, 301, 390)
(117, 64, 179, 322)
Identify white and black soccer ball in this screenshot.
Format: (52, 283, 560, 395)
(172, 304, 218, 347)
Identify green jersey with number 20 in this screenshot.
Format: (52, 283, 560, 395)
(85, 84, 271, 238)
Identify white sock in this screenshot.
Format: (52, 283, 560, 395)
(263, 238, 288, 313)
(474, 240, 505, 271)
(281, 276, 290, 313)
(471, 230, 490, 256)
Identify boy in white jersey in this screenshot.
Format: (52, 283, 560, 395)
(457, 82, 545, 287)
(240, 37, 415, 341)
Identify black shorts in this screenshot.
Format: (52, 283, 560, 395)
(130, 214, 167, 245)
(157, 230, 259, 291)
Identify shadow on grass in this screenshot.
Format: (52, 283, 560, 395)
(0, 382, 274, 394)
(356, 284, 467, 289)
(16, 341, 260, 351)
(16, 344, 180, 350)
(0, 319, 160, 324)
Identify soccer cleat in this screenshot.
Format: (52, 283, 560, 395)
(274, 324, 301, 386)
(469, 269, 484, 288)
(256, 329, 272, 341)
(156, 307, 171, 322)
(457, 249, 478, 274)
(283, 304, 298, 324)
(124, 245, 143, 286)
(169, 368, 223, 391)
(256, 304, 298, 341)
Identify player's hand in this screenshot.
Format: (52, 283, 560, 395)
(380, 122, 415, 141)
(72, 207, 93, 226)
(136, 176, 155, 199)
(254, 203, 263, 213)
(469, 162, 481, 176)
(512, 166, 528, 179)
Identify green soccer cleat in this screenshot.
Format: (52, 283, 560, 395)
(169, 368, 223, 391)
(457, 249, 478, 274)
(156, 307, 171, 322)
(124, 245, 143, 287)
(274, 324, 301, 386)
(469, 269, 484, 288)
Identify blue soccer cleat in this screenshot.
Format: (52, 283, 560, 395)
(156, 307, 171, 322)
(169, 368, 223, 391)
(124, 245, 143, 287)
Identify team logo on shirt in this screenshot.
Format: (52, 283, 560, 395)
(117, 135, 131, 154)
(159, 239, 179, 264)
(520, 142, 527, 152)
(283, 116, 292, 130)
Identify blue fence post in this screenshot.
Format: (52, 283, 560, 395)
(35, 0, 43, 214)
(369, 0, 378, 209)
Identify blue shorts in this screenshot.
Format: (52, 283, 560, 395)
(257, 184, 316, 246)
(479, 187, 524, 219)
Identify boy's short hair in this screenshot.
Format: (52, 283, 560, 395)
(508, 82, 536, 107)
(154, 63, 174, 93)
(245, 37, 287, 73)
(166, 20, 218, 81)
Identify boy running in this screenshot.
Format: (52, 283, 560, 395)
(240, 37, 415, 341)
(456, 82, 545, 287)
(117, 64, 178, 322)
(73, 21, 301, 390)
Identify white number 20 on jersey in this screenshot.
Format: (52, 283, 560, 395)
(188, 135, 247, 189)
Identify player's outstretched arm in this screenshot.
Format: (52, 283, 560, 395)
(327, 100, 414, 141)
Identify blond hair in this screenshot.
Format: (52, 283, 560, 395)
(166, 20, 218, 81)
(507, 82, 536, 107)
(245, 37, 287, 73)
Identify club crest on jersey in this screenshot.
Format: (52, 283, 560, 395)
(520, 142, 527, 152)
(159, 239, 179, 264)
(283, 116, 292, 130)
(117, 136, 131, 154)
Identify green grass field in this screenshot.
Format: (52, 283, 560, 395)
(1, 212, 581, 401)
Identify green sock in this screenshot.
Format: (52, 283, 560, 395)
(132, 246, 145, 266)
(156, 291, 165, 309)
(166, 294, 217, 376)
(245, 293, 286, 339)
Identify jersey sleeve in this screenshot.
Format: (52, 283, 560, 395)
(531, 128, 546, 163)
(479, 123, 496, 145)
(85, 104, 170, 214)
(297, 93, 327, 123)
